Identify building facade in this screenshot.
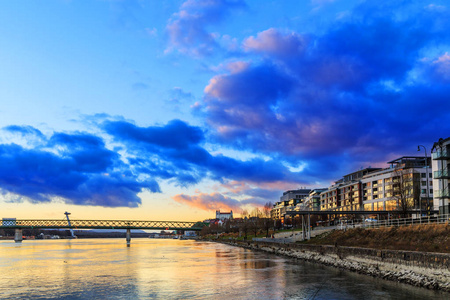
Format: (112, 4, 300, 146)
(216, 210, 233, 220)
(317, 157, 431, 217)
(360, 157, 432, 214)
(271, 154, 438, 221)
(432, 137, 450, 215)
(320, 168, 379, 212)
(271, 189, 311, 220)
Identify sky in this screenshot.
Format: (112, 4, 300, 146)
(1, 0, 450, 221)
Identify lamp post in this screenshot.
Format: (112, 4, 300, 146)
(418, 145, 429, 216)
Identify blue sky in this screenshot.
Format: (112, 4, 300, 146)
(1, 0, 449, 220)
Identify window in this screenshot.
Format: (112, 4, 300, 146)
(385, 200, 397, 210)
(364, 204, 372, 210)
(421, 173, 426, 178)
(421, 181, 426, 186)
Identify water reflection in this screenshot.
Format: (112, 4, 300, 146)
(0, 239, 447, 299)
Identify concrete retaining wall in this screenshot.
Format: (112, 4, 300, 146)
(221, 240, 450, 292)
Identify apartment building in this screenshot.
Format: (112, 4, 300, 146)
(432, 137, 450, 214)
(360, 157, 432, 214)
(295, 188, 327, 211)
(271, 189, 311, 220)
(318, 157, 431, 216)
(320, 168, 379, 212)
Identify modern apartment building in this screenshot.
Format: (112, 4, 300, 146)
(297, 188, 327, 211)
(273, 154, 436, 221)
(318, 157, 431, 216)
(432, 137, 450, 214)
(361, 157, 432, 214)
(271, 189, 311, 220)
(320, 168, 380, 212)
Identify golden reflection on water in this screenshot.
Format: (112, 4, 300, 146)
(0, 239, 288, 299)
(0, 239, 446, 299)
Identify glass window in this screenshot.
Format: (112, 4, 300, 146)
(385, 200, 397, 210)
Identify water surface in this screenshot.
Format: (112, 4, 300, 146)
(0, 239, 446, 299)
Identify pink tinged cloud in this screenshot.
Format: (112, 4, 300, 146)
(172, 192, 241, 212)
(432, 53, 450, 81)
(243, 28, 306, 58)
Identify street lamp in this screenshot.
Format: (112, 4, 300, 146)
(417, 145, 430, 216)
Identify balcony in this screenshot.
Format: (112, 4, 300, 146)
(434, 188, 450, 198)
(432, 150, 450, 160)
(434, 169, 450, 179)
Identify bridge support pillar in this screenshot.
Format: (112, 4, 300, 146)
(14, 229, 23, 243)
(126, 228, 131, 246)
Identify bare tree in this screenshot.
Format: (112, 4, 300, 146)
(250, 208, 262, 237)
(393, 168, 418, 218)
(240, 209, 250, 240)
(262, 202, 273, 237)
(263, 202, 272, 218)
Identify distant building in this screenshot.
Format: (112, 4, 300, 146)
(216, 210, 233, 220)
(271, 189, 311, 220)
(296, 188, 327, 211)
(432, 137, 450, 215)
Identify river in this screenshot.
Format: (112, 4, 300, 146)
(0, 238, 446, 299)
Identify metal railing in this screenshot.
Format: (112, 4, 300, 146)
(434, 188, 450, 198)
(345, 214, 450, 229)
(432, 150, 449, 160)
(434, 169, 449, 179)
(0, 219, 207, 231)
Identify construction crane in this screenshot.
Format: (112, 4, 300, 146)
(64, 212, 77, 239)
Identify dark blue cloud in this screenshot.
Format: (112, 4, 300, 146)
(3, 125, 45, 138)
(202, 0, 450, 181)
(103, 119, 305, 186)
(0, 129, 159, 207)
(103, 119, 204, 150)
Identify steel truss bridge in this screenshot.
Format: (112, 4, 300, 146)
(0, 219, 207, 231)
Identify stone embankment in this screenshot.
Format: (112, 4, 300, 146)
(221, 240, 450, 292)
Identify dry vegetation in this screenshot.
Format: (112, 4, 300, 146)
(305, 224, 450, 253)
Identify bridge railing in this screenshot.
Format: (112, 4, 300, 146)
(0, 219, 208, 230)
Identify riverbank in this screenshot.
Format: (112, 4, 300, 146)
(304, 224, 450, 253)
(217, 239, 450, 293)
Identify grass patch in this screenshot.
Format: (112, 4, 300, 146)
(304, 224, 450, 253)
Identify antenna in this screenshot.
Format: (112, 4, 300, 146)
(64, 212, 76, 239)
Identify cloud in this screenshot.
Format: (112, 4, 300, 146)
(168, 87, 194, 104)
(172, 184, 280, 212)
(200, 1, 450, 181)
(172, 192, 241, 211)
(3, 125, 45, 138)
(102, 119, 307, 187)
(243, 28, 307, 58)
(0, 128, 160, 207)
(166, 0, 246, 56)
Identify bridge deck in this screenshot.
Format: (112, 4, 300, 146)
(0, 220, 206, 231)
